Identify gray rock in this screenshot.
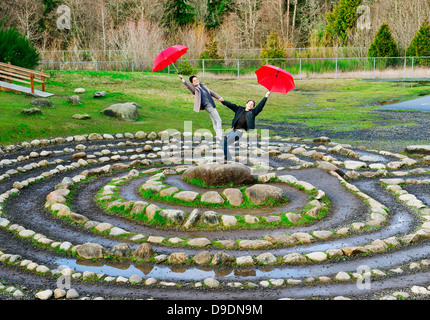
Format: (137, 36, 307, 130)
(183, 209, 201, 229)
(168, 252, 188, 263)
(93, 91, 107, 98)
(21, 107, 42, 116)
(76, 242, 105, 259)
(256, 252, 277, 264)
(159, 209, 186, 223)
(108, 243, 132, 258)
(133, 243, 154, 260)
(223, 188, 244, 206)
(201, 191, 224, 204)
(67, 95, 82, 105)
(193, 251, 213, 265)
(173, 191, 199, 202)
(72, 113, 91, 120)
(30, 98, 53, 108)
(244, 184, 286, 205)
(211, 252, 233, 265)
(66, 289, 79, 299)
(405, 145, 430, 155)
(35, 290, 53, 300)
(101, 102, 140, 121)
(200, 211, 219, 225)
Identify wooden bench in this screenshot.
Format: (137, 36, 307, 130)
(0, 62, 50, 95)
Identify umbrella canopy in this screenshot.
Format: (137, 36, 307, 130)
(152, 45, 188, 72)
(255, 64, 295, 94)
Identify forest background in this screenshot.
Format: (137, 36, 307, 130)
(1, 0, 430, 65)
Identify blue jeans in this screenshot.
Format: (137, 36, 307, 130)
(223, 129, 244, 160)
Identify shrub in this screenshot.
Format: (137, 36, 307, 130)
(368, 23, 399, 67)
(0, 25, 40, 69)
(406, 19, 430, 67)
(259, 31, 286, 66)
(177, 58, 194, 75)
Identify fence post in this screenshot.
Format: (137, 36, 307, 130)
(299, 58, 302, 80)
(237, 59, 240, 79)
(202, 59, 205, 78)
(335, 57, 338, 80)
(132, 61, 134, 72)
(403, 57, 407, 80)
(373, 57, 376, 79)
(30, 73, 34, 94)
(8, 62, 12, 84)
(411, 57, 414, 79)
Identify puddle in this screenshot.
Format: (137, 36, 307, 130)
(55, 258, 310, 280)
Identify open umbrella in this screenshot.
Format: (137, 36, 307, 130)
(152, 45, 188, 73)
(255, 64, 295, 94)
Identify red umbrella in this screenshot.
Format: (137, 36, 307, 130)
(152, 45, 188, 73)
(255, 64, 295, 94)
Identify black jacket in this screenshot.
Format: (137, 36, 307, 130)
(222, 97, 267, 131)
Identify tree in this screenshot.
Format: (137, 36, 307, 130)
(162, 0, 196, 29)
(323, 0, 362, 46)
(259, 30, 286, 65)
(368, 23, 399, 61)
(204, 0, 234, 30)
(0, 25, 40, 69)
(406, 19, 430, 66)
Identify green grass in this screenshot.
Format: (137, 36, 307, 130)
(1, 70, 430, 146)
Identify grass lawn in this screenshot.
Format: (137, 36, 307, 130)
(0, 70, 429, 146)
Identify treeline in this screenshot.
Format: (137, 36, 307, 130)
(0, 0, 429, 62)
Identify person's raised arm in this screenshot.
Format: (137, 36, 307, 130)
(221, 99, 240, 112)
(253, 91, 270, 116)
(179, 74, 196, 94)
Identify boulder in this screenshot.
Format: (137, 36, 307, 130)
(223, 188, 244, 206)
(67, 95, 82, 105)
(200, 211, 219, 225)
(405, 145, 430, 155)
(244, 184, 286, 205)
(211, 252, 233, 265)
(108, 243, 132, 258)
(201, 191, 224, 204)
(193, 251, 213, 265)
(101, 102, 140, 121)
(21, 107, 42, 116)
(76, 243, 105, 259)
(93, 91, 107, 98)
(158, 209, 186, 223)
(30, 98, 53, 108)
(181, 163, 255, 187)
(133, 243, 154, 260)
(173, 191, 199, 202)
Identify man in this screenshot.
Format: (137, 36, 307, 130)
(219, 91, 271, 162)
(179, 74, 223, 142)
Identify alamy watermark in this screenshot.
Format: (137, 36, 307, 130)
(159, 121, 270, 174)
(57, 5, 71, 30)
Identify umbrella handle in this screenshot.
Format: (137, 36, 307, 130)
(171, 62, 179, 74)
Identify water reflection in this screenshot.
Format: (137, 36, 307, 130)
(57, 258, 308, 280)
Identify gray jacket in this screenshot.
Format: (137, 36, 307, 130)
(183, 81, 221, 113)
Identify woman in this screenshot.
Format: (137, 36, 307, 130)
(179, 74, 223, 142)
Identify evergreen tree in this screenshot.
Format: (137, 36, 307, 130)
(368, 23, 399, 58)
(0, 25, 40, 69)
(162, 0, 196, 29)
(259, 31, 286, 66)
(406, 19, 430, 66)
(323, 0, 362, 46)
(204, 0, 234, 30)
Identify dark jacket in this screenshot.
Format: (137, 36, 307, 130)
(222, 97, 267, 131)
